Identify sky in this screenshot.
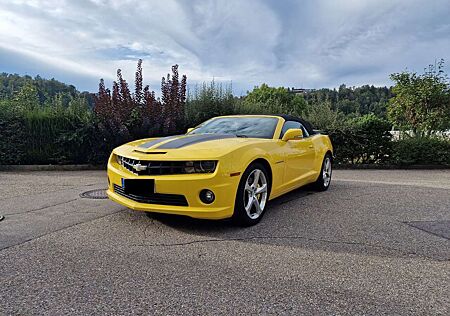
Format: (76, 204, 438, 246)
(0, 0, 449, 94)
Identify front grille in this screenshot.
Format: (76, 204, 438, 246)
(113, 184, 188, 206)
(119, 156, 186, 175)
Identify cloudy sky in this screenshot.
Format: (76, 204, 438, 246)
(0, 0, 449, 94)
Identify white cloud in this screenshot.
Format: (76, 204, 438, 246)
(0, 0, 449, 92)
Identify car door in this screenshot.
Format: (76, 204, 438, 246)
(281, 121, 316, 187)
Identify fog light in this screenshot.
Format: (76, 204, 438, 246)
(200, 189, 215, 204)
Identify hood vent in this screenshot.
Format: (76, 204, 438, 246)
(133, 150, 167, 154)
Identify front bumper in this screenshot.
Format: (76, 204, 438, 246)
(106, 160, 240, 220)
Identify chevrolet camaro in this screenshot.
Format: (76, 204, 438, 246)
(107, 114, 333, 226)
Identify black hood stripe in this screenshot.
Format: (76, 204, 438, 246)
(156, 134, 236, 149)
(139, 135, 181, 149)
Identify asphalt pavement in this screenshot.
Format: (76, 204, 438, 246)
(0, 169, 449, 315)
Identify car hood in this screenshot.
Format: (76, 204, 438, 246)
(113, 134, 272, 160)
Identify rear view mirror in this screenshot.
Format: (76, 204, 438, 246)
(282, 128, 303, 141)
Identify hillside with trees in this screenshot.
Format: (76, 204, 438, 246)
(304, 85, 393, 117)
(0, 73, 94, 107)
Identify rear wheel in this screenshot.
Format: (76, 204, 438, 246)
(313, 153, 332, 191)
(233, 163, 270, 226)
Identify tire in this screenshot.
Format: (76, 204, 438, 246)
(312, 153, 333, 191)
(233, 162, 270, 226)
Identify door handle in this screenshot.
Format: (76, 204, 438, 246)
(308, 145, 313, 148)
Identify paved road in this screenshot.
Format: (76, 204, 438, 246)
(0, 170, 449, 315)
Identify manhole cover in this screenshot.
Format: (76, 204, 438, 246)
(405, 220, 450, 240)
(80, 189, 108, 199)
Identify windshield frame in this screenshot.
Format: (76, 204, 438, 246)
(188, 116, 281, 139)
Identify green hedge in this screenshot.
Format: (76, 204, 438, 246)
(1, 102, 449, 166)
(0, 102, 95, 165)
(0, 103, 27, 164)
(391, 137, 450, 165)
(324, 114, 392, 164)
(326, 114, 449, 166)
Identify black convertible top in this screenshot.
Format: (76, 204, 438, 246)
(274, 114, 316, 135)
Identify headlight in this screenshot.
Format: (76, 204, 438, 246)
(184, 161, 217, 173)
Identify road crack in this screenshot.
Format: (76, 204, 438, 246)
(0, 208, 126, 252)
(4, 198, 79, 216)
(133, 235, 448, 262)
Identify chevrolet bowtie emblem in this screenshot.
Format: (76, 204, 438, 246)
(132, 163, 147, 172)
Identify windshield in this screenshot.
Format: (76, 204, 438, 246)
(189, 117, 279, 139)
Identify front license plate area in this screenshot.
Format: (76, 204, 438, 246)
(123, 179, 155, 197)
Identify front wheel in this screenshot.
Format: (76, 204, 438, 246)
(233, 163, 270, 226)
(312, 153, 332, 191)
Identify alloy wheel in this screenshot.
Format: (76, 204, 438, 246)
(323, 157, 332, 187)
(243, 169, 268, 220)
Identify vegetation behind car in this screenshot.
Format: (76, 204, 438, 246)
(0, 59, 449, 166)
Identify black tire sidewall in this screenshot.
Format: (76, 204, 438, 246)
(314, 153, 332, 191)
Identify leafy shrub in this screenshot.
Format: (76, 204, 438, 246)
(349, 114, 392, 164)
(185, 81, 235, 128)
(317, 113, 392, 164)
(391, 137, 450, 165)
(306, 101, 347, 131)
(93, 60, 187, 160)
(388, 59, 450, 136)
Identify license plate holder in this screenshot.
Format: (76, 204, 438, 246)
(122, 179, 155, 197)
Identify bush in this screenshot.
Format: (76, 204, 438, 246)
(320, 114, 392, 164)
(185, 81, 235, 128)
(0, 97, 95, 165)
(391, 137, 450, 165)
(388, 59, 450, 136)
(349, 114, 392, 164)
(20, 101, 94, 164)
(306, 101, 347, 131)
(0, 101, 27, 164)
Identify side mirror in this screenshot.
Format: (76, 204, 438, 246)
(282, 128, 303, 141)
(187, 127, 194, 133)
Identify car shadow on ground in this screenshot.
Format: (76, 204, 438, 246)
(139, 185, 400, 259)
(139, 184, 446, 261)
(145, 185, 317, 235)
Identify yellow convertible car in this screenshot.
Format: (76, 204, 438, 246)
(107, 115, 333, 225)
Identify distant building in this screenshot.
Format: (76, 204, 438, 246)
(288, 87, 315, 94)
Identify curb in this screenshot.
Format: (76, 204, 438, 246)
(0, 164, 105, 171)
(334, 164, 450, 170)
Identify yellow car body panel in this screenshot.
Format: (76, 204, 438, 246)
(106, 115, 333, 219)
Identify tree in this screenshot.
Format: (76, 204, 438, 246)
(161, 65, 187, 134)
(303, 85, 393, 118)
(238, 83, 307, 116)
(305, 101, 346, 130)
(388, 59, 450, 136)
(13, 83, 40, 110)
(93, 60, 187, 154)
